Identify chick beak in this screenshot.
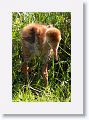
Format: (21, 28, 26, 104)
(53, 48, 58, 63)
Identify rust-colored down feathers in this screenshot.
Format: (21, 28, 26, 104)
(21, 23, 61, 87)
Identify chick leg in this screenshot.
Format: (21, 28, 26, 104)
(42, 63, 48, 87)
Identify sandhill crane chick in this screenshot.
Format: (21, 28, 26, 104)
(21, 23, 61, 87)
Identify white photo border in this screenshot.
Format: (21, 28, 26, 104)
(0, 0, 83, 114)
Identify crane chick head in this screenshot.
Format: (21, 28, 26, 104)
(46, 28, 61, 63)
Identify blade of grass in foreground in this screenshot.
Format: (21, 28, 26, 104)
(52, 56, 54, 80)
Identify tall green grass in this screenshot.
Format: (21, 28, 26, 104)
(12, 12, 71, 102)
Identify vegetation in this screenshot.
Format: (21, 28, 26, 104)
(12, 12, 71, 102)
